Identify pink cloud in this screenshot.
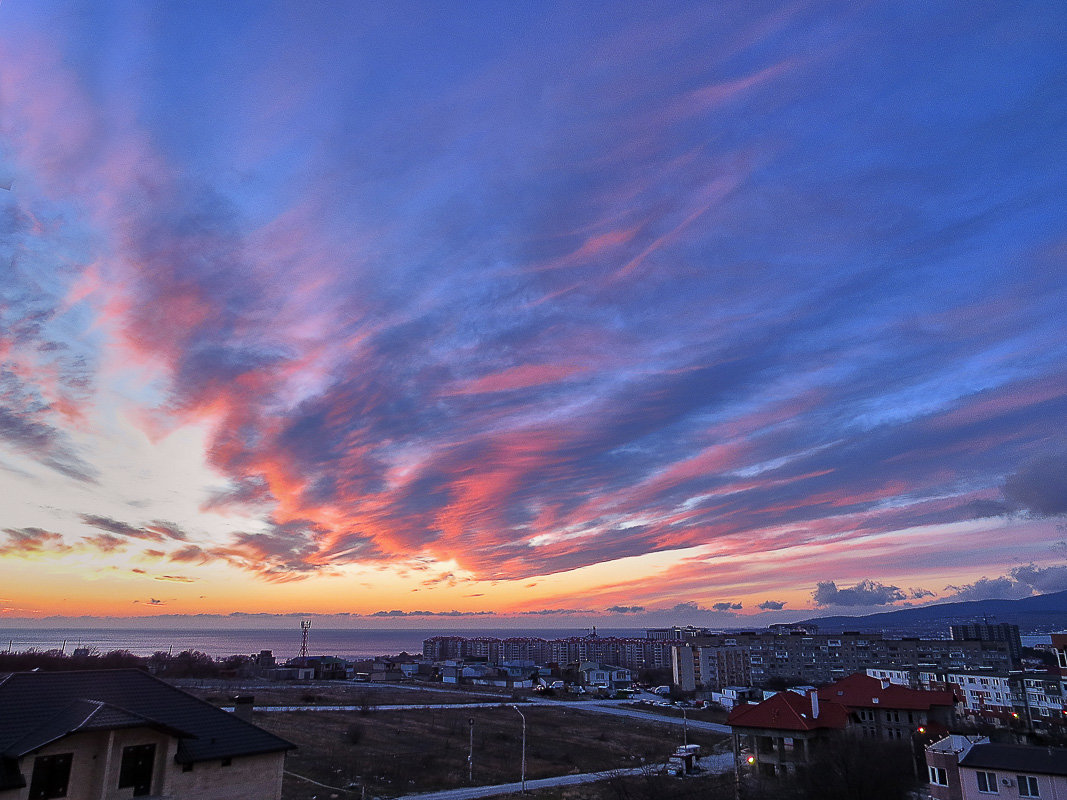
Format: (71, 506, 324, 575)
(442, 364, 586, 396)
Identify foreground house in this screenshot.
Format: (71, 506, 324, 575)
(728, 689, 850, 778)
(0, 669, 294, 800)
(926, 735, 1067, 800)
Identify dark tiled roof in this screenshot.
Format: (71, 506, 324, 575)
(0, 669, 294, 763)
(727, 691, 849, 732)
(3, 698, 192, 758)
(960, 743, 1067, 777)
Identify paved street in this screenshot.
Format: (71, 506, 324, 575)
(395, 753, 735, 800)
(550, 701, 731, 734)
(233, 697, 731, 734)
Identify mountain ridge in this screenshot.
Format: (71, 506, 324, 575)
(793, 589, 1067, 634)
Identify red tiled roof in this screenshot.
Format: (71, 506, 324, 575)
(818, 673, 955, 711)
(727, 691, 849, 732)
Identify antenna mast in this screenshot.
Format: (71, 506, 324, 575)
(300, 619, 312, 659)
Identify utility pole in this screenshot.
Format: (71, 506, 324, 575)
(511, 706, 527, 793)
(468, 718, 474, 783)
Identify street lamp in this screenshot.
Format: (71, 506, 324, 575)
(468, 717, 474, 783)
(511, 705, 527, 793)
(681, 705, 689, 748)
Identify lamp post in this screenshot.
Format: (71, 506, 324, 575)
(511, 705, 527, 793)
(468, 717, 474, 783)
(682, 705, 689, 748)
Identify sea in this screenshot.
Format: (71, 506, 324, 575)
(3, 628, 1056, 662)
(0, 627, 647, 661)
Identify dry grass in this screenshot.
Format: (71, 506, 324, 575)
(254, 704, 727, 799)
(187, 682, 491, 707)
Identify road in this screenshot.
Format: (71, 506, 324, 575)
(541, 700, 731, 734)
(232, 698, 730, 734)
(394, 753, 735, 800)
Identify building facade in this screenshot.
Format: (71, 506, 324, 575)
(0, 670, 293, 800)
(926, 736, 1067, 800)
(423, 633, 680, 671)
(671, 630, 1015, 688)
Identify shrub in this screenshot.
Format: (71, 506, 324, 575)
(345, 723, 365, 745)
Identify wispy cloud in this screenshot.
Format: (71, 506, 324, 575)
(0, 2, 1065, 616)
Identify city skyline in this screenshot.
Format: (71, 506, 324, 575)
(1, 1, 1066, 624)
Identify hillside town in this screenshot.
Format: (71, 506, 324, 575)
(2, 619, 1065, 799)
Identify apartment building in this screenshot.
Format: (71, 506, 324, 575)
(672, 643, 751, 691)
(671, 630, 1015, 688)
(950, 623, 1023, 668)
(915, 669, 1067, 728)
(422, 634, 679, 671)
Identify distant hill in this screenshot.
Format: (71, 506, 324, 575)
(794, 589, 1067, 635)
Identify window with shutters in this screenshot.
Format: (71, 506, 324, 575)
(29, 753, 72, 799)
(118, 744, 156, 797)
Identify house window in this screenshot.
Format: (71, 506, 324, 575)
(976, 771, 998, 793)
(928, 766, 948, 786)
(118, 744, 156, 797)
(1017, 775, 1040, 797)
(29, 753, 73, 799)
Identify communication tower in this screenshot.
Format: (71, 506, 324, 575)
(300, 619, 312, 660)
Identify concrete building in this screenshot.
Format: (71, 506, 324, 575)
(422, 633, 680, 672)
(672, 643, 751, 691)
(0, 670, 294, 800)
(671, 629, 1015, 688)
(816, 672, 956, 740)
(950, 623, 1023, 668)
(911, 669, 1066, 729)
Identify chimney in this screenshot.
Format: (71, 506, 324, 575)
(810, 690, 820, 719)
(232, 695, 254, 722)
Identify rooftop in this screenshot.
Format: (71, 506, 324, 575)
(818, 673, 956, 710)
(960, 743, 1067, 777)
(0, 669, 294, 765)
(727, 690, 849, 732)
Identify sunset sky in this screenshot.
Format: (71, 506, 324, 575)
(1, 1, 1066, 627)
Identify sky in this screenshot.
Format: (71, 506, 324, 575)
(0, 1, 1066, 629)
